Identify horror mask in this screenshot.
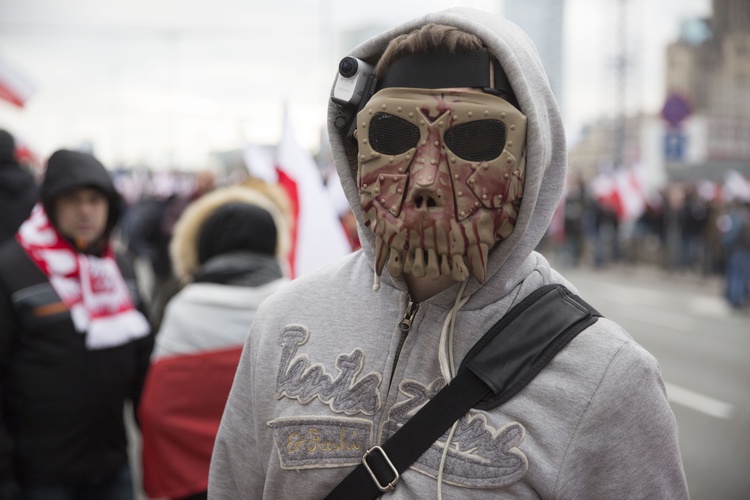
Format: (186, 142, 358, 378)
(356, 87, 527, 283)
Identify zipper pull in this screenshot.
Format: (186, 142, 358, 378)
(399, 299, 419, 333)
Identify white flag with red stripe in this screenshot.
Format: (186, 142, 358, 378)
(274, 108, 352, 278)
(590, 167, 647, 222)
(614, 166, 647, 222)
(0, 54, 35, 108)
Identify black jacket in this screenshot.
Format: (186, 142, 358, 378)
(0, 240, 154, 491)
(0, 150, 154, 494)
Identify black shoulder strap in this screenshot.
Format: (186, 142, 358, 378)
(325, 284, 601, 500)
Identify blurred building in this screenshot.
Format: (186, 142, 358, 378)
(569, 0, 750, 187)
(663, 0, 750, 181)
(567, 113, 667, 190)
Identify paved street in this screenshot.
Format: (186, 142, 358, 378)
(560, 262, 750, 500)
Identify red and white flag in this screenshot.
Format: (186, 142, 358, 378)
(0, 54, 35, 108)
(245, 109, 352, 278)
(590, 167, 647, 222)
(614, 166, 647, 222)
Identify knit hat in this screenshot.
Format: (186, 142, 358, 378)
(197, 202, 278, 264)
(0, 129, 16, 164)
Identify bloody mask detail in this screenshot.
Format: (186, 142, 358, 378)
(356, 88, 527, 283)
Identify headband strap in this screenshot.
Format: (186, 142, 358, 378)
(378, 50, 515, 102)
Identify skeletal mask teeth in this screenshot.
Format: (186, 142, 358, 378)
(440, 254, 452, 276)
(426, 249, 440, 280)
(412, 248, 426, 278)
(375, 236, 388, 276)
(387, 247, 404, 277)
(496, 217, 515, 239)
(403, 250, 414, 274)
(451, 255, 470, 281)
(467, 243, 490, 283)
(391, 231, 407, 256)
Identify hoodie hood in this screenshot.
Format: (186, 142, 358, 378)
(41, 149, 122, 237)
(327, 7, 566, 306)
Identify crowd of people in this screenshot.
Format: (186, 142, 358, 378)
(3, 5, 741, 499)
(0, 125, 302, 498)
(544, 175, 750, 310)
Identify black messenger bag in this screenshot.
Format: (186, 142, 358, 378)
(326, 284, 601, 499)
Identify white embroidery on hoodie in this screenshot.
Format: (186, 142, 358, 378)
(274, 327, 526, 487)
(382, 378, 528, 487)
(276, 325, 382, 415)
(267, 416, 372, 469)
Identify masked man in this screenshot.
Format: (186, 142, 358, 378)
(209, 8, 688, 499)
(0, 149, 153, 499)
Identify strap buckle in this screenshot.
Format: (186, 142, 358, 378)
(361, 445, 400, 492)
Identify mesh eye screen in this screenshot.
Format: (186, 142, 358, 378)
(369, 112, 420, 155)
(444, 120, 506, 161)
(368, 112, 507, 162)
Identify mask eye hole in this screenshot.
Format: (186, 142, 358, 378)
(444, 120, 506, 162)
(368, 112, 420, 155)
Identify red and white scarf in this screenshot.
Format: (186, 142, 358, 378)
(17, 203, 150, 349)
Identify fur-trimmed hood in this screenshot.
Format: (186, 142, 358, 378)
(169, 184, 292, 283)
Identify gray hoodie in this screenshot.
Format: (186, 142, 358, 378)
(209, 8, 688, 499)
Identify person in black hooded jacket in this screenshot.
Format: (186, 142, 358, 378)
(0, 149, 154, 500)
(0, 129, 37, 244)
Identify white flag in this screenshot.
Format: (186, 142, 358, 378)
(243, 143, 278, 184)
(275, 108, 352, 277)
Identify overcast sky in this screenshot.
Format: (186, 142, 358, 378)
(0, 0, 711, 170)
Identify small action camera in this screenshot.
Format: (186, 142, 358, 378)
(331, 56, 378, 143)
(332, 57, 375, 107)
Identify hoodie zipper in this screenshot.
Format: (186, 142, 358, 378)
(387, 297, 419, 394)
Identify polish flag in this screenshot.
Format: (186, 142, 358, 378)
(590, 167, 647, 222)
(590, 172, 621, 216)
(0, 55, 35, 108)
(245, 110, 352, 278)
(614, 166, 647, 222)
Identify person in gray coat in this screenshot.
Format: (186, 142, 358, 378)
(209, 8, 688, 499)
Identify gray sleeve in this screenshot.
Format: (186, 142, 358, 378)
(208, 329, 265, 499)
(553, 341, 689, 499)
